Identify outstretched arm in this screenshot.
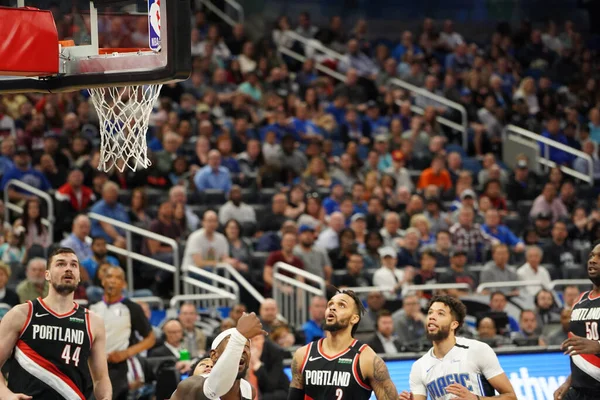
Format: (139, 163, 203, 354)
(360, 347, 398, 400)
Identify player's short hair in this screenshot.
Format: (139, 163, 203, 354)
(189, 357, 212, 375)
(332, 288, 365, 336)
(46, 247, 77, 270)
(428, 295, 467, 332)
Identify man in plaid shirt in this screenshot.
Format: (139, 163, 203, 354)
(450, 207, 498, 262)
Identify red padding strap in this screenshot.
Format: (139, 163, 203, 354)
(0, 6, 58, 77)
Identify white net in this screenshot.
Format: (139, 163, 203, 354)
(88, 84, 163, 172)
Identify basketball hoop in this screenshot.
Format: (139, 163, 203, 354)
(88, 83, 162, 172)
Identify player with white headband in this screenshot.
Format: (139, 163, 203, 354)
(170, 312, 266, 400)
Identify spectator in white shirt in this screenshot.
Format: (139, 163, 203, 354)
(315, 212, 345, 250)
(295, 12, 319, 39)
(517, 246, 552, 295)
(169, 186, 200, 232)
(439, 20, 464, 50)
(372, 247, 415, 300)
(182, 210, 229, 270)
(218, 185, 256, 225)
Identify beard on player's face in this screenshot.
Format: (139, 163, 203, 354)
(324, 315, 351, 332)
(52, 282, 77, 295)
(426, 321, 452, 342)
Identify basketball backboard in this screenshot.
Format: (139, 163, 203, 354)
(0, 0, 191, 93)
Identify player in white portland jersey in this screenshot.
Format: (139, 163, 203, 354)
(399, 295, 516, 400)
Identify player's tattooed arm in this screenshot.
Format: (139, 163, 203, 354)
(290, 346, 307, 389)
(365, 351, 398, 400)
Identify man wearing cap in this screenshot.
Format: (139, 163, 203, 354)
(294, 225, 332, 282)
(171, 313, 265, 400)
(507, 156, 539, 203)
(438, 248, 477, 296)
(0, 146, 51, 202)
(373, 247, 415, 300)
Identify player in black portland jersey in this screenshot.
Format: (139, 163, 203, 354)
(555, 243, 600, 400)
(0, 247, 111, 400)
(288, 290, 399, 400)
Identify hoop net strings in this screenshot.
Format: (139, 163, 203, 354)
(88, 84, 162, 172)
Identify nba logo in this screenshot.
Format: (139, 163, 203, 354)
(148, 0, 161, 52)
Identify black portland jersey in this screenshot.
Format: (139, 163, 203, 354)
(301, 339, 372, 400)
(569, 290, 600, 390)
(8, 298, 92, 400)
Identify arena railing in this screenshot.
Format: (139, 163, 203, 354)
(183, 265, 240, 309)
(505, 124, 594, 184)
(548, 279, 592, 290)
(169, 293, 237, 310)
(273, 262, 326, 329)
(87, 212, 181, 295)
(132, 296, 166, 310)
(277, 30, 468, 150)
(476, 280, 545, 294)
(214, 262, 266, 304)
(341, 283, 472, 296)
(4, 179, 55, 244)
(197, 0, 244, 26)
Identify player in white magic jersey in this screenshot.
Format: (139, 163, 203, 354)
(399, 296, 516, 400)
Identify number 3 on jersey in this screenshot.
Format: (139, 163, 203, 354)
(585, 321, 599, 340)
(61, 344, 81, 367)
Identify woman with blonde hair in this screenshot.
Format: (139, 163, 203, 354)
(301, 156, 331, 191)
(410, 213, 435, 246)
(513, 77, 540, 115)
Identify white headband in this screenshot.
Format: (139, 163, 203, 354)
(211, 328, 245, 350)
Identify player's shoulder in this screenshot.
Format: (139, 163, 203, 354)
(293, 343, 311, 360)
(457, 336, 491, 350)
(0, 301, 32, 331)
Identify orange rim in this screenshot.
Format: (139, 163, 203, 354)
(99, 48, 153, 55)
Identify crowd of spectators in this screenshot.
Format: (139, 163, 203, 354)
(0, 3, 599, 397)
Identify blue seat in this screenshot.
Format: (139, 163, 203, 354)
(446, 143, 466, 158)
(462, 157, 482, 175)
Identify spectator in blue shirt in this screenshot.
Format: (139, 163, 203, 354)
(193, 149, 232, 194)
(391, 31, 422, 62)
(302, 296, 326, 343)
(216, 135, 241, 176)
(81, 236, 120, 280)
(540, 118, 574, 165)
(291, 103, 322, 143)
(1, 146, 51, 203)
(322, 182, 345, 215)
(89, 181, 130, 246)
(482, 209, 526, 254)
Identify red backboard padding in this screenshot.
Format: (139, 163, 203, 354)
(0, 7, 59, 77)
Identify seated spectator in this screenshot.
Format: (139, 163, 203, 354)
(0, 261, 19, 307)
(258, 298, 285, 333)
(535, 288, 561, 327)
(0, 227, 26, 263)
(193, 149, 232, 194)
(399, 195, 425, 229)
(573, 140, 600, 180)
(511, 310, 545, 346)
(294, 225, 332, 282)
(544, 308, 571, 345)
(90, 181, 130, 247)
(155, 132, 183, 175)
(302, 296, 326, 343)
(413, 249, 438, 299)
(397, 228, 421, 268)
(258, 192, 289, 235)
(373, 247, 414, 300)
(540, 117, 573, 166)
(248, 332, 290, 400)
(391, 293, 426, 347)
(269, 325, 295, 349)
(55, 169, 96, 233)
(482, 209, 525, 252)
(301, 157, 332, 192)
(285, 185, 307, 220)
(410, 214, 435, 247)
(439, 248, 478, 297)
(417, 155, 452, 193)
(223, 219, 252, 274)
(81, 237, 120, 279)
(477, 317, 512, 348)
(339, 39, 380, 78)
(127, 188, 152, 230)
(16, 257, 48, 303)
(379, 212, 404, 250)
(60, 215, 93, 262)
(489, 291, 520, 334)
(506, 158, 540, 204)
(562, 285, 580, 310)
(218, 185, 256, 225)
(332, 69, 367, 105)
(256, 220, 298, 253)
(530, 183, 569, 224)
(315, 212, 345, 251)
(328, 228, 357, 271)
(178, 303, 207, 359)
(367, 310, 402, 355)
(428, 230, 452, 267)
(480, 244, 519, 296)
(0, 146, 51, 203)
(143, 201, 182, 268)
(336, 253, 371, 288)
(182, 210, 229, 270)
(169, 185, 200, 233)
(297, 195, 325, 232)
(542, 220, 579, 279)
(517, 246, 552, 295)
(450, 206, 497, 262)
(264, 231, 305, 296)
(14, 198, 50, 249)
(362, 231, 383, 270)
(149, 320, 189, 374)
(423, 198, 450, 236)
(322, 183, 345, 215)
